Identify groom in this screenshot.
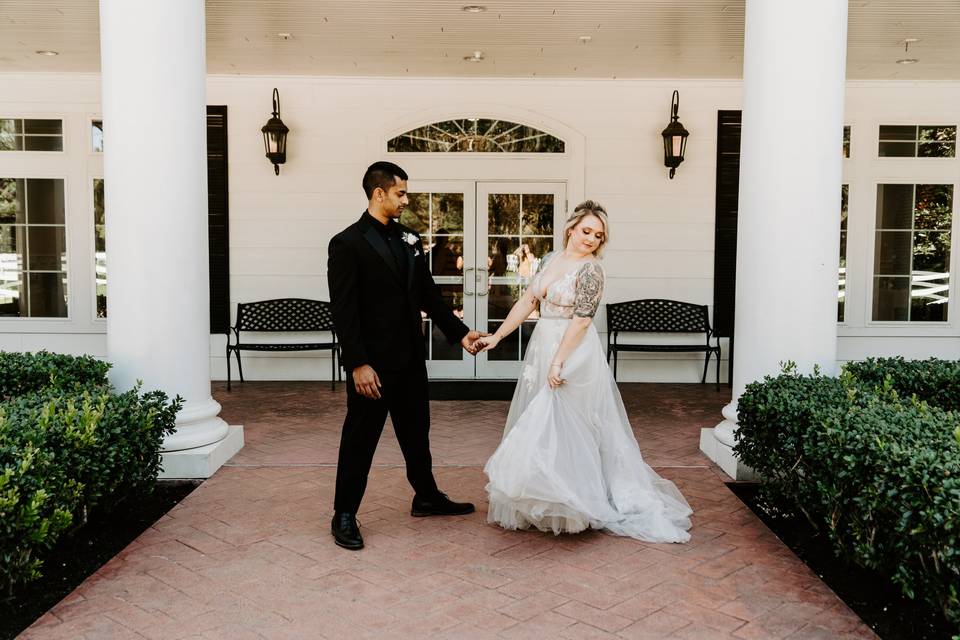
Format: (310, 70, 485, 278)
(327, 161, 485, 550)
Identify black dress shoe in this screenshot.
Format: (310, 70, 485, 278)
(331, 512, 363, 550)
(411, 492, 475, 517)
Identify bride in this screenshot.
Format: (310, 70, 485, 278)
(476, 201, 692, 543)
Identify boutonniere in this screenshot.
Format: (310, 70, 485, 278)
(401, 231, 419, 246)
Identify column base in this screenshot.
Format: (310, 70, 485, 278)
(159, 425, 244, 479)
(700, 424, 757, 481)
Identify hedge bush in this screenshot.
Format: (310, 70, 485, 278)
(735, 360, 960, 627)
(0, 352, 179, 594)
(0, 351, 110, 400)
(845, 356, 960, 412)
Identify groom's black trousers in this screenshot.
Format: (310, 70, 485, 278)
(333, 361, 440, 514)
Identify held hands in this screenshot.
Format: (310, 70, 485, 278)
(474, 333, 501, 353)
(460, 330, 490, 355)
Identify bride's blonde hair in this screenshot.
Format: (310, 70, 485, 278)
(562, 200, 610, 258)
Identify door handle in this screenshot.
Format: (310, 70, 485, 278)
(477, 267, 489, 297)
(463, 267, 474, 296)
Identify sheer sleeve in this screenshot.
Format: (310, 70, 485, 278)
(573, 261, 604, 318)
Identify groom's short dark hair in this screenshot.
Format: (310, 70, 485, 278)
(362, 161, 408, 199)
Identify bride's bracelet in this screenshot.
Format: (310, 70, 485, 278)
(550, 362, 563, 368)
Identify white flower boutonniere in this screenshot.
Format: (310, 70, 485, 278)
(401, 232, 419, 246)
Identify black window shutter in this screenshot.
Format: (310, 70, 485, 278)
(207, 106, 230, 334)
(712, 110, 741, 339)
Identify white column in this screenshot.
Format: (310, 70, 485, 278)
(100, 0, 241, 476)
(700, 0, 848, 479)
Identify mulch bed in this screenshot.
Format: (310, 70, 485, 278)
(727, 482, 957, 640)
(1, 480, 200, 640)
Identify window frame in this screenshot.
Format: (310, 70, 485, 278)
(0, 116, 68, 154)
(866, 180, 957, 327)
(386, 118, 568, 157)
(877, 122, 958, 160)
(89, 175, 106, 324)
(0, 172, 72, 323)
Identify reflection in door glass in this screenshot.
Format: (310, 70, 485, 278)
(486, 193, 554, 362)
(403, 193, 465, 361)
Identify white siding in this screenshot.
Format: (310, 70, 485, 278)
(0, 74, 958, 381)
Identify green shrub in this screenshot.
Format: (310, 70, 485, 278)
(0, 353, 179, 594)
(0, 351, 110, 400)
(845, 356, 960, 412)
(735, 360, 960, 627)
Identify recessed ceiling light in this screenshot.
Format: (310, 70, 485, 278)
(463, 50, 484, 62)
(462, 5, 486, 12)
(901, 37, 920, 44)
(35, 50, 58, 56)
(578, 35, 592, 44)
(277, 33, 292, 40)
(896, 58, 919, 65)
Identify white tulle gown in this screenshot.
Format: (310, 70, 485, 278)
(484, 256, 693, 543)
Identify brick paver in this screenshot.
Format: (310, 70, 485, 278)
(19, 382, 876, 639)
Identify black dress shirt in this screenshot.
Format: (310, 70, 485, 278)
(364, 211, 408, 277)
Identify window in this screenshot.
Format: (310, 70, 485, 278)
(0, 119, 64, 152)
(0, 178, 68, 317)
(878, 125, 956, 158)
(842, 126, 851, 158)
(93, 179, 106, 318)
(92, 119, 104, 152)
(388, 119, 565, 153)
(839, 185, 848, 321)
(872, 184, 951, 322)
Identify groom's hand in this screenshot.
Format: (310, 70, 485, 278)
(460, 330, 489, 356)
(352, 365, 382, 399)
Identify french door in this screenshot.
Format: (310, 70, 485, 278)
(402, 181, 565, 379)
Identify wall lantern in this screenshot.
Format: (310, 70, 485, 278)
(261, 88, 289, 175)
(661, 90, 689, 179)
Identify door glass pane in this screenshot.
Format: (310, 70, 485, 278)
(431, 193, 463, 234)
(400, 193, 429, 233)
(431, 284, 464, 360)
(485, 192, 556, 365)
(489, 194, 520, 235)
(409, 191, 466, 364)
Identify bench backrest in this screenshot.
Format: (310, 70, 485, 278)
(235, 298, 334, 332)
(606, 299, 711, 334)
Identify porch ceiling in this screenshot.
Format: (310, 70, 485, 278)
(2, 0, 959, 80)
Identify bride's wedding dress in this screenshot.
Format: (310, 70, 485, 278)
(484, 256, 693, 543)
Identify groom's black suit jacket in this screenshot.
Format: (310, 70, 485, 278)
(327, 211, 470, 373)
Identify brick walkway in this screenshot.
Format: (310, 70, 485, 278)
(20, 382, 876, 640)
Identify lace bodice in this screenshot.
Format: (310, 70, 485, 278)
(530, 252, 605, 319)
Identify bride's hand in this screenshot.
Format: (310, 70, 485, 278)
(476, 334, 501, 352)
(548, 362, 565, 388)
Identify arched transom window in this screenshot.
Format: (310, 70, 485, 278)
(388, 118, 565, 153)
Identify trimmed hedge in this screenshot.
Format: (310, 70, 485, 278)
(845, 356, 960, 412)
(0, 351, 111, 400)
(735, 361, 960, 627)
(0, 352, 179, 593)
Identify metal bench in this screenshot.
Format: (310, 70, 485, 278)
(226, 298, 341, 391)
(606, 299, 721, 388)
